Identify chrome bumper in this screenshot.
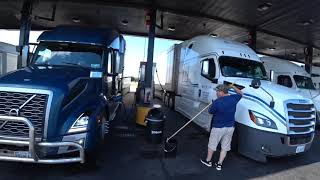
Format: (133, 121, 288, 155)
(0, 116, 85, 164)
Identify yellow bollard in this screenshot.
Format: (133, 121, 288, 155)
(135, 106, 151, 126)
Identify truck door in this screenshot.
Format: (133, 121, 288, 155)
(199, 56, 218, 103)
(196, 56, 219, 131)
(103, 50, 113, 98)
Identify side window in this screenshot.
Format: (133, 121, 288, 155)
(201, 58, 216, 80)
(277, 75, 292, 88)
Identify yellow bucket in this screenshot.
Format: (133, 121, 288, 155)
(136, 106, 151, 126)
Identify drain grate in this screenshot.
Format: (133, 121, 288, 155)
(112, 126, 130, 130)
(140, 150, 162, 159)
(113, 133, 136, 138)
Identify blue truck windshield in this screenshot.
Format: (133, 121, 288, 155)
(219, 56, 268, 80)
(293, 75, 316, 90)
(32, 43, 103, 69)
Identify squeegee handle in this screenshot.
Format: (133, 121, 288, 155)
(166, 102, 212, 142)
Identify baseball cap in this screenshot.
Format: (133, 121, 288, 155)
(215, 84, 230, 93)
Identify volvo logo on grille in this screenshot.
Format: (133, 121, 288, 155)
(9, 109, 19, 116)
(0, 120, 8, 129)
(298, 100, 307, 103)
(7, 94, 37, 117)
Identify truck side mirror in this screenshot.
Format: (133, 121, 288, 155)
(270, 70, 275, 82)
(212, 78, 218, 84)
(250, 79, 261, 89)
(270, 101, 275, 108)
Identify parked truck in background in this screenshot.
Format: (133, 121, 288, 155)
(262, 57, 320, 124)
(0, 26, 125, 164)
(310, 65, 320, 89)
(160, 35, 316, 162)
(0, 42, 18, 75)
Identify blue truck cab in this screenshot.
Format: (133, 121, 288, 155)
(0, 26, 126, 164)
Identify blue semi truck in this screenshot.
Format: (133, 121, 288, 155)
(0, 26, 125, 164)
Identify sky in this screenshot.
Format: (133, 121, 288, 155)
(0, 30, 180, 78)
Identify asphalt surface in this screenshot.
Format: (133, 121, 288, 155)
(0, 93, 319, 180)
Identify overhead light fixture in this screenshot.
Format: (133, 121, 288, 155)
(257, 2, 272, 12)
(72, 17, 80, 23)
(268, 47, 276, 51)
(291, 52, 297, 56)
(297, 19, 314, 26)
(121, 19, 128, 26)
(168, 26, 176, 31)
(210, 33, 218, 37)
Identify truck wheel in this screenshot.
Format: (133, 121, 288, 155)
(100, 111, 110, 143)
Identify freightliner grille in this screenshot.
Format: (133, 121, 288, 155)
(0, 91, 48, 138)
(286, 101, 315, 145)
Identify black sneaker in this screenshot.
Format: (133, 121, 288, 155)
(200, 159, 212, 167)
(215, 162, 222, 171)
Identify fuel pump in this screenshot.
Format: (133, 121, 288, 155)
(135, 61, 156, 126)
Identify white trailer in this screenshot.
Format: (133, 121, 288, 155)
(311, 66, 320, 89)
(154, 44, 181, 106)
(167, 35, 316, 162)
(262, 57, 320, 124)
(0, 42, 18, 75)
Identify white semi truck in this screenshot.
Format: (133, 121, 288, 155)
(311, 65, 320, 89)
(262, 57, 320, 124)
(162, 35, 316, 162)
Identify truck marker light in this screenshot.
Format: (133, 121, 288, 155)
(249, 111, 257, 123)
(78, 139, 84, 146)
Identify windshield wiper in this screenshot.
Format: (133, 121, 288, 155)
(60, 62, 88, 69)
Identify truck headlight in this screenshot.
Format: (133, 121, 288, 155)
(249, 110, 277, 130)
(68, 113, 89, 133)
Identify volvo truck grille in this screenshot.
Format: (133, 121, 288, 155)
(285, 100, 315, 145)
(0, 91, 48, 138)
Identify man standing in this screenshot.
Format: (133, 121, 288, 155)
(201, 84, 243, 170)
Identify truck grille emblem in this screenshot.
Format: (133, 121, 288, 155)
(9, 109, 19, 116)
(298, 100, 307, 103)
(8, 94, 37, 117)
(0, 120, 8, 129)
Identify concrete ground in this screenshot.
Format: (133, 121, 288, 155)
(0, 92, 319, 180)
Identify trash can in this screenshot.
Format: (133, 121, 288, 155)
(145, 108, 165, 144)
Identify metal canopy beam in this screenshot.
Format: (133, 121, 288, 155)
(157, 6, 318, 49)
(305, 47, 313, 73)
(2, 0, 318, 65)
(248, 28, 257, 51)
(18, 0, 33, 68)
(65, 1, 318, 49)
(145, 8, 156, 89)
